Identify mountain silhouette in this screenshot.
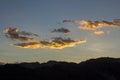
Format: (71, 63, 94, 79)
(0, 57, 120, 80)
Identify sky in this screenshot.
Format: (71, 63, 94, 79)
(0, 0, 120, 63)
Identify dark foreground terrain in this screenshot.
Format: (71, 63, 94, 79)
(0, 57, 120, 80)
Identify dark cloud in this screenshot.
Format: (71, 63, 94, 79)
(63, 20, 75, 23)
(19, 31, 39, 37)
(51, 28, 70, 34)
(3, 27, 19, 37)
(3, 27, 39, 42)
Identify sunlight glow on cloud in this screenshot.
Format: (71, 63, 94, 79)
(3, 27, 86, 49)
(13, 37, 86, 49)
(63, 19, 120, 30)
(3, 19, 120, 49)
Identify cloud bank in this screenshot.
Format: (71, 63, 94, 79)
(3, 19, 120, 49)
(3, 27, 86, 49)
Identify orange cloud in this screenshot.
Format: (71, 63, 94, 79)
(13, 37, 87, 49)
(3, 27, 86, 49)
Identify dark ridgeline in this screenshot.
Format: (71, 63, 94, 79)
(0, 57, 120, 80)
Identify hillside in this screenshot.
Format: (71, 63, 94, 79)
(0, 57, 120, 80)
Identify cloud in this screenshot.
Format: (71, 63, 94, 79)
(3, 27, 19, 37)
(78, 20, 101, 30)
(13, 42, 42, 49)
(51, 28, 70, 34)
(63, 20, 119, 30)
(79, 20, 119, 30)
(50, 37, 86, 49)
(3, 19, 120, 49)
(3, 27, 86, 49)
(3, 27, 39, 42)
(11, 36, 39, 42)
(63, 20, 75, 23)
(13, 37, 86, 49)
(94, 31, 104, 35)
(113, 19, 120, 25)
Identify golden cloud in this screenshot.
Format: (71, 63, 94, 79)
(78, 20, 101, 30)
(13, 37, 87, 49)
(3, 27, 86, 49)
(63, 19, 119, 30)
(13, 42, 41, 49)
(79, 20, 119, 30)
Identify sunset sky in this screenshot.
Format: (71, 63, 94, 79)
(0, 0, 120, 63)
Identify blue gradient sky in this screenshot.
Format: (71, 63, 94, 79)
(0, 0, 120, 63)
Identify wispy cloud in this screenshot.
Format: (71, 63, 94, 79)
(63, 20, 76, 23)
(19, 31, 39, 37)
(13, 37, 86, 49)
(51, 28, 70, 34)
